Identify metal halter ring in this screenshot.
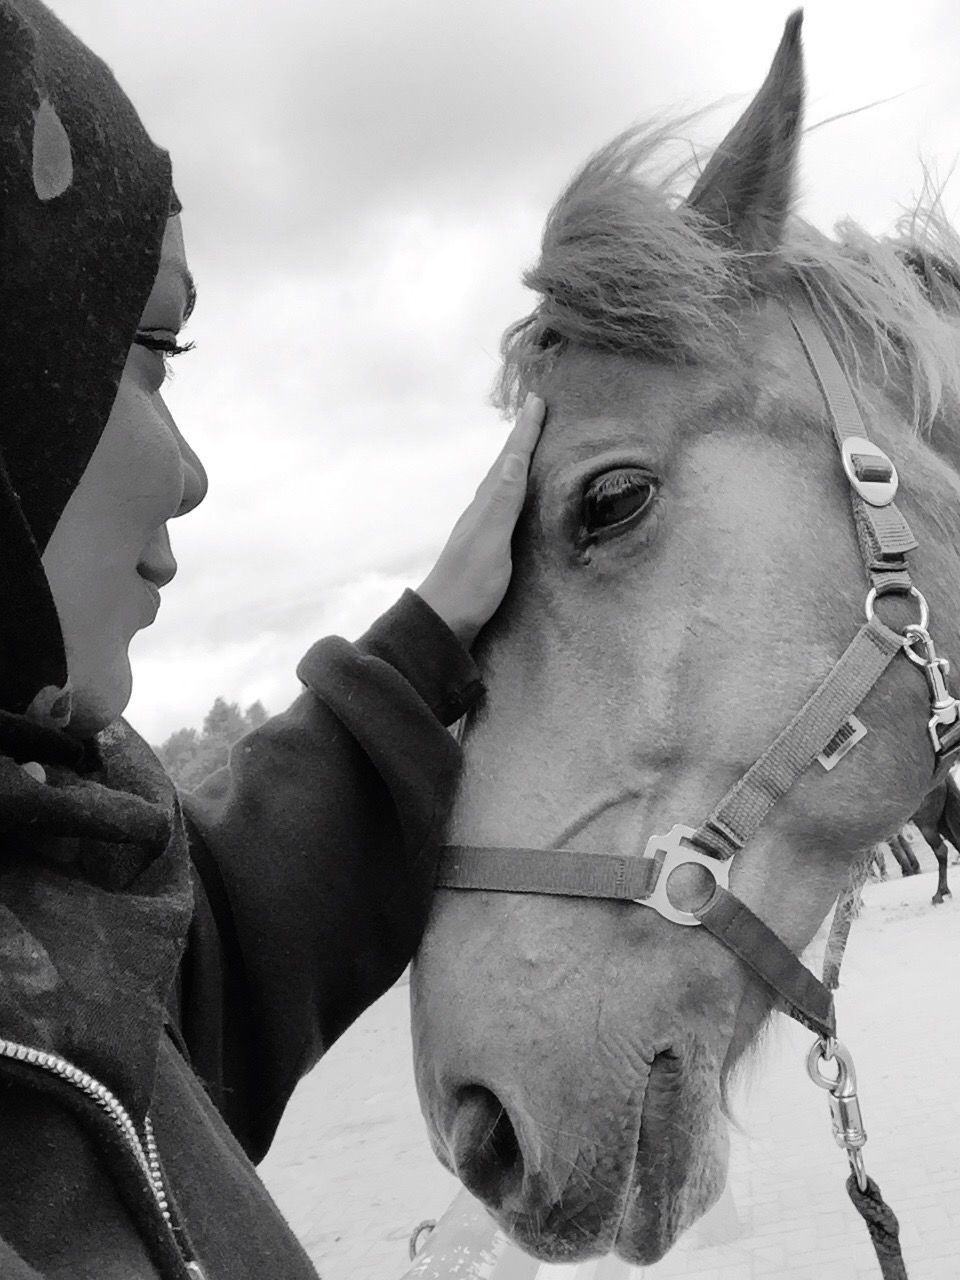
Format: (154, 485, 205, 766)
(639, 825, 732, 927)
(806, 1036, 853, 1092)
(864, 584, 929, 632)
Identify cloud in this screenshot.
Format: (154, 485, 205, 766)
(127, 568, 426, 742)
(48, 0, 960, 746)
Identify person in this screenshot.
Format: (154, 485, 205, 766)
(0, 3, 543, 1277)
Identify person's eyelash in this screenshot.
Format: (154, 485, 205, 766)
(133, 333, 195, 380)
(134, 334, 195, 358)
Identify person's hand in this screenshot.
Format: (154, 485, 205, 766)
(417, 393, 545, 649)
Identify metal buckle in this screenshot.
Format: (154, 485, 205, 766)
(841, 436, 898, 507)
(638, 824, 731, 927)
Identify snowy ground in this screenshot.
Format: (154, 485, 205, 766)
(259, 835, 960, 1279)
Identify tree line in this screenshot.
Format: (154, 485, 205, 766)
(153, 696, 268, 791)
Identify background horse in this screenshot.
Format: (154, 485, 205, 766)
(901, 771, 960, 902)
(884, 771, 960, 902)
(410, 13, 960, 1267)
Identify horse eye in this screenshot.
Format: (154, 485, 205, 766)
(581, 469, 657, 539)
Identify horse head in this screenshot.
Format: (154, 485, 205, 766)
(410, 12, 960, 1265)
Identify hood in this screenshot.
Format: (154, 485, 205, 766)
(0, 0, 174, 716)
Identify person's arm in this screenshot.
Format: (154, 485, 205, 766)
(177, 590, 480, 1160)
(173, 396, 544, 1162)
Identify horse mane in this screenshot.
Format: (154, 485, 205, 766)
(497, 123, 960, 434)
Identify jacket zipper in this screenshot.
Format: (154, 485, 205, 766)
(0, 1036, 206, 1279)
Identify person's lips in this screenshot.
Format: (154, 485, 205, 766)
(139, 575, 162, 613)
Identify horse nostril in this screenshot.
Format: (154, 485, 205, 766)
(450, 1084, 525, 1207)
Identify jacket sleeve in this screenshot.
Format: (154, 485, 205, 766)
(172, 589, 484, 1162)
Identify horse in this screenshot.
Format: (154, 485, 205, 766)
(409, 12, 960, 1268)
(886, 826, 922, 876)
(895, 774, 960, 903)
(884, 772, 960, 902)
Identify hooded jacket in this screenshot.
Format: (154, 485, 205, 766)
(0, 3, 482, 1276)
(0, 595, 481, 1280)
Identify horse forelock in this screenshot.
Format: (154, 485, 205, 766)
(496, 117, 960, 448)
(495, 121, 745, 410)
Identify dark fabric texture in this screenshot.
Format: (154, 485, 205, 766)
(845, 1175, 908, 1280)
(0, 0, 171, 712)
(0, 589, 483, 1278)
(0, 723, 188, 1120)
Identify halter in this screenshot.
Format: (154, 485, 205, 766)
(435, 290, 960, 1278)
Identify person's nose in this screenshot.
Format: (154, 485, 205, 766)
(174, 429, 208, 516)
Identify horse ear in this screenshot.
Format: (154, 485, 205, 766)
(687, 10, 804, 254)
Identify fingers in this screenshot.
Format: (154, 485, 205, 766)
(493, 393, 543, 502)
(488, 459, 528, 529)
(417, 394, 545, 645)
(500, 392, 546, 469)
(475, 393, 546, 502)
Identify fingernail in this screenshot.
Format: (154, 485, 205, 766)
(523, 392, 544, 416)
(503, 453, 526, 481)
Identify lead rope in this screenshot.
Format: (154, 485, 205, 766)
(813, 880, 909, 1280)
(812, 906, 908, 1279)
(846, 1179, 908, 1280)
(807, 1034, 907, 1280)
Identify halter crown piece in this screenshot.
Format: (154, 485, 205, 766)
(436, 290, 951, 1279)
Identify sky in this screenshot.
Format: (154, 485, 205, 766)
(52, 0, 960, 744)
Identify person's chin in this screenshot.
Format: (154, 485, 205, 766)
(65, 657, 133, 739)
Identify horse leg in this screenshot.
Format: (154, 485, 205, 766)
(932, 840, 951, 905)
(889, 834, 920, 877)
